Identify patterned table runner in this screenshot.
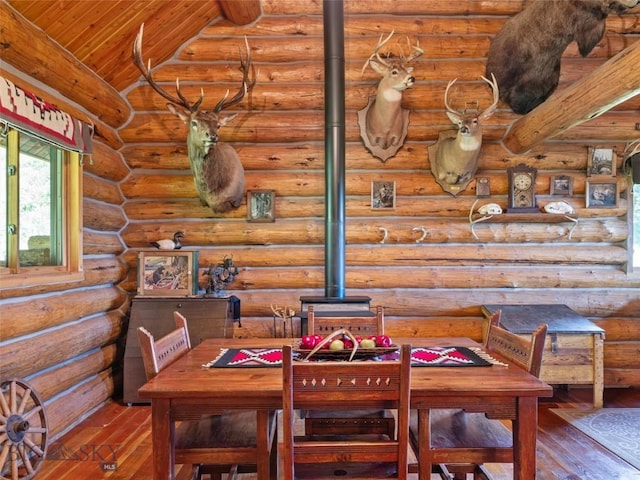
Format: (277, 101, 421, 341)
(204, 346, 494, 368)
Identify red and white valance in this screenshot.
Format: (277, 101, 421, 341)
(0, 76, 92, 154)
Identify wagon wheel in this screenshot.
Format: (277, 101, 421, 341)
(0, 379, 48, 480)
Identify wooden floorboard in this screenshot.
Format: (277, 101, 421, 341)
(32, 386, 640, 480)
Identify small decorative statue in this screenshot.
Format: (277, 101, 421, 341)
(204, 255, 239, 297)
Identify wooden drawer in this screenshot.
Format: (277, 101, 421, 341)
(123, 297, 235, 404)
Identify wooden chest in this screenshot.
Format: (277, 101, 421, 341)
(123, 296, 237, 404)
(482, 304, 605, 408)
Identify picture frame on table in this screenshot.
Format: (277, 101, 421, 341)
(587, 146, 616, 177)
(137, 250, 199, 297)
(247, 190, 276, 222)
(549, 175, 573, 196)
(371, 180, 396, 209)
(585, 179, 618, 208)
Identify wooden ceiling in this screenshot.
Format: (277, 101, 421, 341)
(4, 0, 261, 92)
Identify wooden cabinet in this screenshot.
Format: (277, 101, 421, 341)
(482, 304, 605, 408)
(123, 296, 238, 404)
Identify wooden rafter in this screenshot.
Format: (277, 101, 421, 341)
(503, 39, 640, 154)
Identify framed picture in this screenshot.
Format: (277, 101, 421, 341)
(585, 179, 618, 208)
(550, 175, 573, 196)
(371, 181, 396, 209)
(137, 250, 198, 297)
(587, 146, 616, 176)
(247, 190, 275, 222)
(476, 177, 491, 197)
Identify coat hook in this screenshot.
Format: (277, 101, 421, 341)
(412, 226, 427, 243)
(378, 227, 389, 244)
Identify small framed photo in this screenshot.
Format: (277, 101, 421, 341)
(587, 146, 616, 176)
(586, 179, 618, 208)
(137, 250, 198, 297)
(371, 180, 396, 209)
(550, 175, 573, 196)
(247, 190, 275, 222)
(476, 177, 491, 197)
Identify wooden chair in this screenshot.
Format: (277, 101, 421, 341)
(304, 305, 396, 438)
(409, 311, 548, 480)
(137, 311, 277, 480)
(281, 343, 412, 480)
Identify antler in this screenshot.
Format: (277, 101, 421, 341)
(444, 74, 499, 120)
(132, 23, 203, 113)
(444, 78, 461, 116)
(479, 73, 500, 120)
(271, 304, 295, 319)
(623, 138, 640, 159)
(361, 30, 396, 75)
(213, 36, 255, 114)
(399, 35, 424, 64)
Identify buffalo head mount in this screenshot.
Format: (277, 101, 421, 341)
(132, 24, 254, 215)
(486, 0, 640, 114)
(429, 74, 500, 196)
(357, 31, 423, 162)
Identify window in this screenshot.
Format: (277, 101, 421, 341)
(0, 127, 82, 287)
(633, 183, 639, 271)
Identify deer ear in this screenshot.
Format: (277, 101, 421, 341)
(368, 60, 387, 76)
(219, 114, 238, 128)
(166, 103, 190, 124)
(446, 111, 463, 126)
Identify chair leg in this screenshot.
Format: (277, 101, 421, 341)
(227, 464, 239, 480)
(435, 464, 454, 480)
(474, 464, 495, 480)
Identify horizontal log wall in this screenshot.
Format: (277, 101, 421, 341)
(0, 2, 638, 446)
(0, 70, 130, 440)
(119, 0, 640, 390)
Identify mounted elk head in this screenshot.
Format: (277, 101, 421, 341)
(429, 74, 499, 196)
(486, 0, 639, 114)
(357, 31, 423, 162)
(132, 23, 254, 214)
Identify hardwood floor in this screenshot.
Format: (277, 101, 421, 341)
(34, 387, 639, 480)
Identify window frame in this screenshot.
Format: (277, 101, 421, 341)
(1, 127, 83, 289)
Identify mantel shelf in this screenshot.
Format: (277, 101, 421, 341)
(470, 213, 577, 223)
(469, 213, 578, 240)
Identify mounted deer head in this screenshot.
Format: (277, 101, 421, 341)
(486, 0, 639, 114)
(357, 31, 423, 162)
(429, 74, 499, 196)
(132, 23, 254, 214)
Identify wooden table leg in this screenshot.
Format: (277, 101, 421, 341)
(417, 409, 432, 480)
(512, 397, 537, 480)
(256, 409, 274, 480)
(593, 333, 604, 408)
(151, 399, 175, 480)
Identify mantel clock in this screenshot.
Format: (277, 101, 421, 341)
(507, 163, 538, 212)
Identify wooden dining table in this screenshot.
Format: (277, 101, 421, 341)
(138, 336, 553, 480)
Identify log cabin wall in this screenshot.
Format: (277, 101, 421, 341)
(0, 69, 130, 438)
(0, 0, 638, 444)
(119, 0, 640, 386)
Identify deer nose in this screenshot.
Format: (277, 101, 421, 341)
(460, 126, 470, 134)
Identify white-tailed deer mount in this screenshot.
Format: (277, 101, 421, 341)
(132, 24, 254, 215)
(357, 31, 423, 162)
(429, 74, 499, 196)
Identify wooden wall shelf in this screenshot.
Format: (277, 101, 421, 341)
(469, 213, 578, 239)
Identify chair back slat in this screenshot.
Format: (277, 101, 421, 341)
(307, 305, 384, 337)
(137, 312, 192, 380)
(485, 310, 548, 377)
(282, 343, 411, 480)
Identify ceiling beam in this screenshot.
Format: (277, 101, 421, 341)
(502, 39, 640, 154)
(0, 2, 131, 129)
(218, 0, 262, 25)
